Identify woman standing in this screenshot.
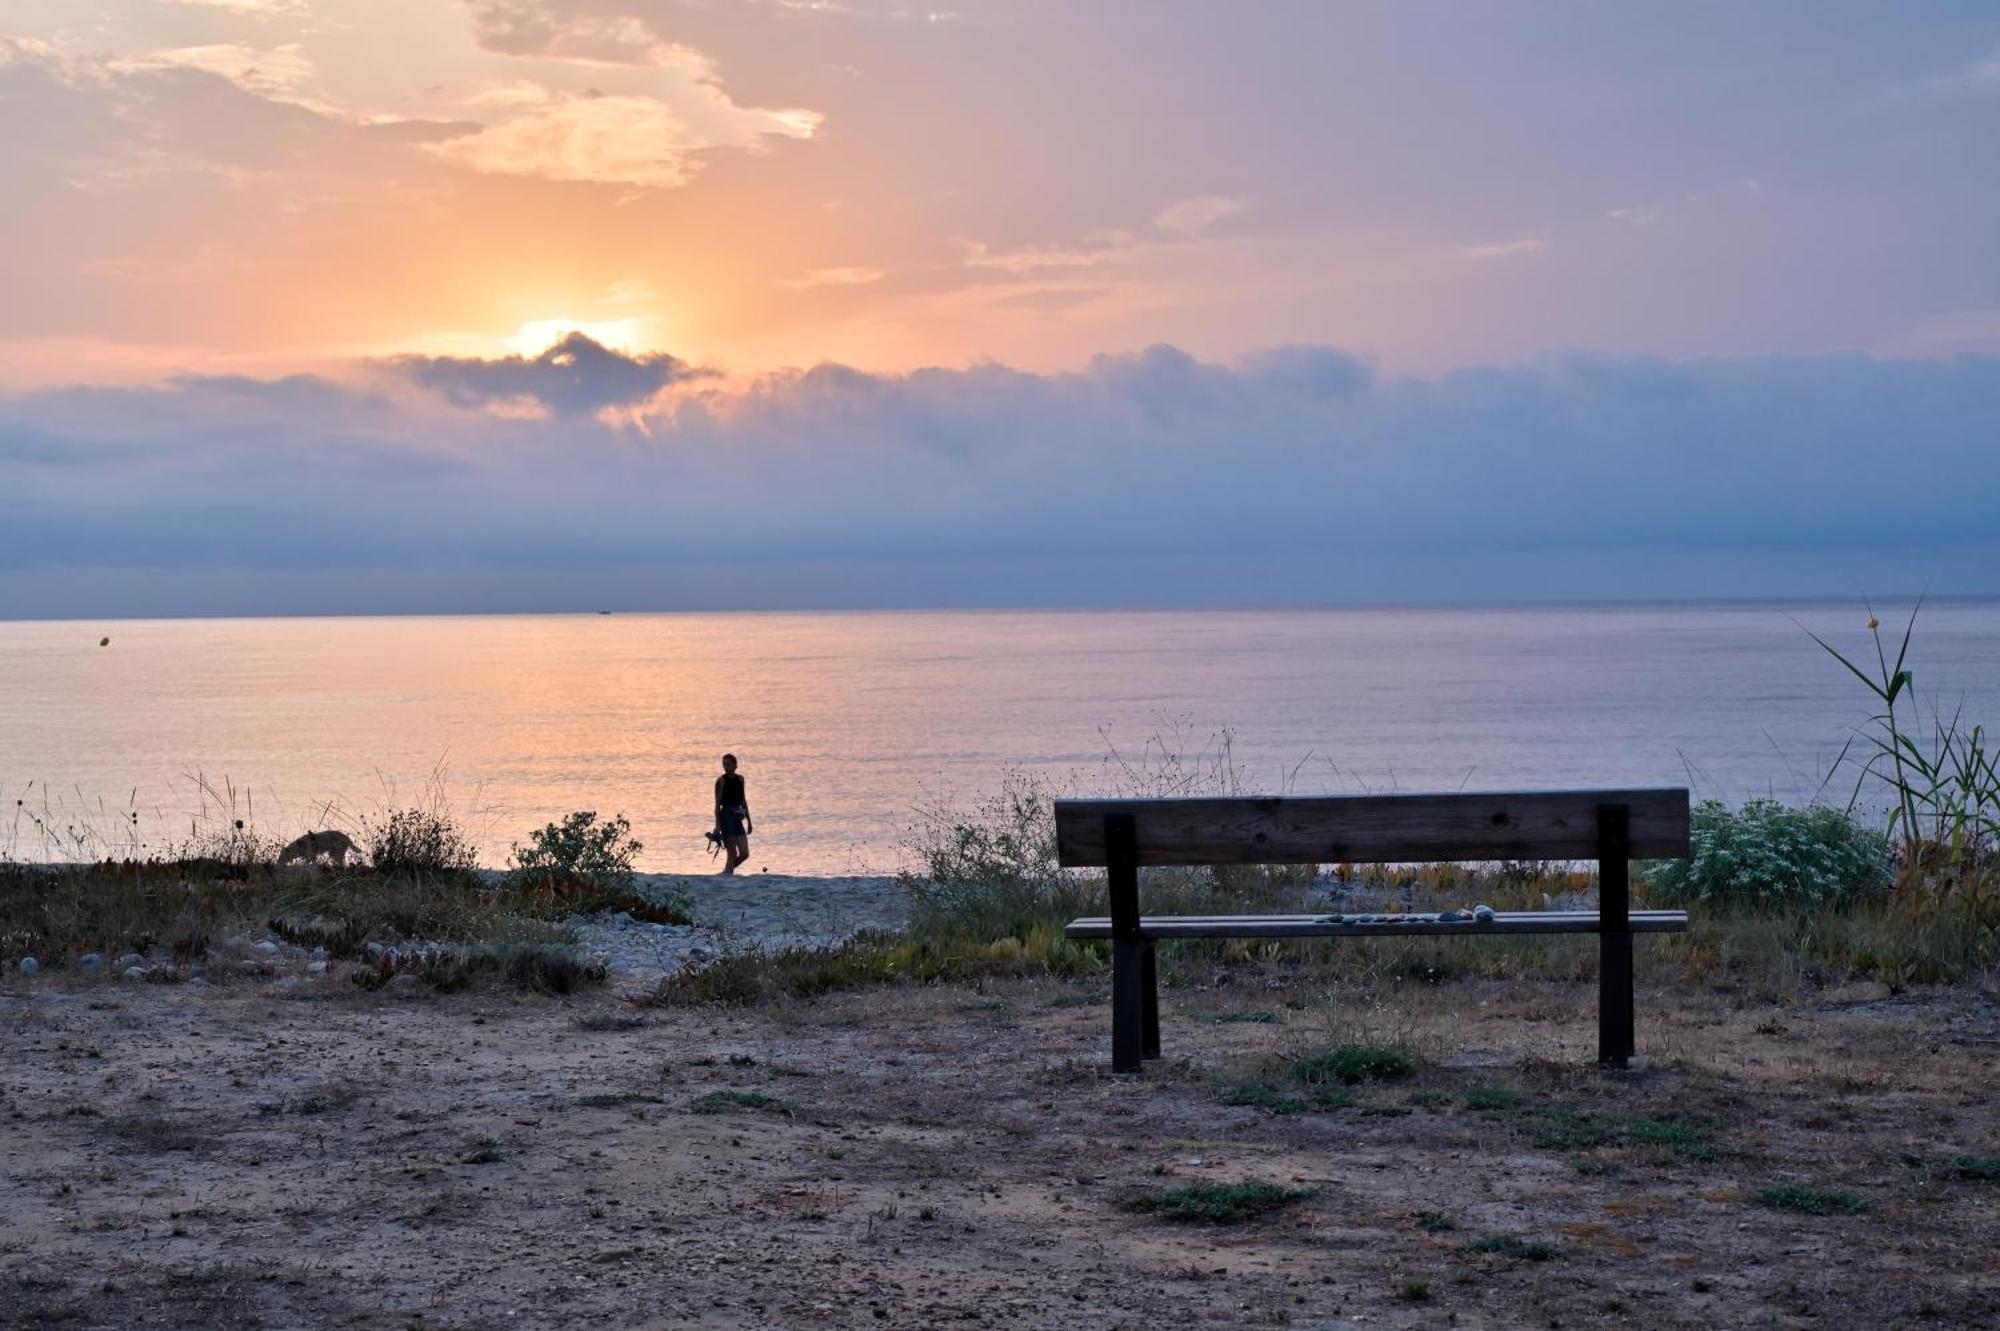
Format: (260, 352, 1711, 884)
(714, 753, 752, 875)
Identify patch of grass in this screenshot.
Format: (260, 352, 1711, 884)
(1900, 1151, 2000, 1182)
(1292, 1043, 1413, 1085)
(1752, 1184, 1870, 1215)
(462, 1147, 506, 1165)
(1044, 989, 1101, 1008)
(576, 1092, 664, 1108)
(352, 934, 606, 996)
(257, 1085, 361, 1117)
(1123, 1181, 1313, 1225)
(1214, 1079, 1351, 1115)
(102, 1115, 209, 1154)
(1211, 1010, 1279, 1024)
(1460, 1087, 1715, 1163)
(1463, 1233, 1562, 1261)
(1414, 1209, 1457, 1233)
(688, 1090, 794, 1116)
(574, 1012, 647, 1032)
(1215, 1040, 1413, 1115)
(1526, 1108, 1716, 1160)
(1461, 1085, 1528, 1112)
(1396, 1278, 1432, 1302)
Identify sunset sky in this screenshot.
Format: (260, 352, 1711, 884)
(4, 1, 1998, 614)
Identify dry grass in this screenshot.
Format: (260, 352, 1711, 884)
(3, 960, 1996, 1328)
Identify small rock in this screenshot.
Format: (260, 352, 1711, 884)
(1437, 910, 1465, 923)
(184, 977, 210, 989)
(254, 940, 281, 956)
(77, 953, 105, 971)
(1473, 904, 1497, 923)
(274, 976, 301, 992)
(386, 973, 425, 995)
(310, 946, 329, 963)
(113, 952, 144, 971)
(122, 967, 148, 981)
(364, 941, 387, 959)
(19, 957, 39, 975)
(307, 960, 329, 975)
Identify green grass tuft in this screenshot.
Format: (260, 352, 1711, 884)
(688, 1090, 793, 1116)
(1752, 1184, 1870, 1215)
(1123, 1181, 1312, 1225)
(1463, 1233, 1561, 1261)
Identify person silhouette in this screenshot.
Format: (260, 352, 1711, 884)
(714, 754, 752, 875)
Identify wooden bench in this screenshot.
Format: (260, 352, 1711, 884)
(1056, 788, 1692, 1073)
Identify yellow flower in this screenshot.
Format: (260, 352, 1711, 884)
(1866, 617, 1879, 631)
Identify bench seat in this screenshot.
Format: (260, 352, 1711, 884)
(1065, 910, 1688, 940)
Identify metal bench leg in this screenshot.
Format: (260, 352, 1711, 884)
(1597, 804, 1634, 1067)
(1113, 939, 1146, 1073)
(1140, 941, 1161, 1060)
(1104, 811, 1150, 1073)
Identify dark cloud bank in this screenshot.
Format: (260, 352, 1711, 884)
(2, 338, 1996, 617)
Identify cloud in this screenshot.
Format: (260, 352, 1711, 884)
(388, 332, 707, 416)
(959, 231, 1138, 273)
(780, 266, 886, 290)
(462, 2, 708, 70)
(5, 344, 1998, 615)
(425, 85, 819, 187)
(424, 4, 822, 188)
(1458, 232, 1550, 260)
(960, 195, 1249, 276)
(1154, 195, 1247, 237)
(4, 9, 820, 194)
(106, 43, 328, 111)
(165, 0, 306, 13)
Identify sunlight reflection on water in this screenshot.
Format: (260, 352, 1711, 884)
(3, 603, 1995, 873)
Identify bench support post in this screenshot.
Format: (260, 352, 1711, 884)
(1597, 803, 1634, 1067)
(1105, 813, 1156, 1072)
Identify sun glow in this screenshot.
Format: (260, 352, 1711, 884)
(507, 317, 655, 356)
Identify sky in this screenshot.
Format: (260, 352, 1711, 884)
(2, 0, 1998, 616)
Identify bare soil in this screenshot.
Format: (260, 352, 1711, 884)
(3, 966, 1998, 1329)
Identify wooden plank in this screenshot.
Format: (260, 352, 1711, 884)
(1063, 910, 1688, 940)
(1055, 789, 1689, 866)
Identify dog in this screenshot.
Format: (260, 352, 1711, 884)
(277, 829, 361, 868)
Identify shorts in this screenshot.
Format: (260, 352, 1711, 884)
(719, 807, 748, 839)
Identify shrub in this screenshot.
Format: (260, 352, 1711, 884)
(1645, 799, 1890, 910)
(363, 808, 478, 877)
(506, 811, 643, 895)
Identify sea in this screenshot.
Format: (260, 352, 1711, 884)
(2, 602, 1995, 874)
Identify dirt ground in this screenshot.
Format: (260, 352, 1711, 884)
(3, 965, 1997, 1330)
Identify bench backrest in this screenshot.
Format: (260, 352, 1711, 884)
(1053, 788, 1691, 867)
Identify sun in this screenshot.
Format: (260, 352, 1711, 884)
(507, 317, 655, 357)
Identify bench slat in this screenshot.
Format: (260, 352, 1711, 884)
(1054, 789, 1690, 866)
(1064, 910, 1689, 939)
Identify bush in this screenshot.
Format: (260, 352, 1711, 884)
(1645, 799, 1890, 910)
(506, 811, 643, 895)
(363, 808, 479, 877)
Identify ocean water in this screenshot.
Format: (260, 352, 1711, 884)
(2, 602, 1995, 874)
